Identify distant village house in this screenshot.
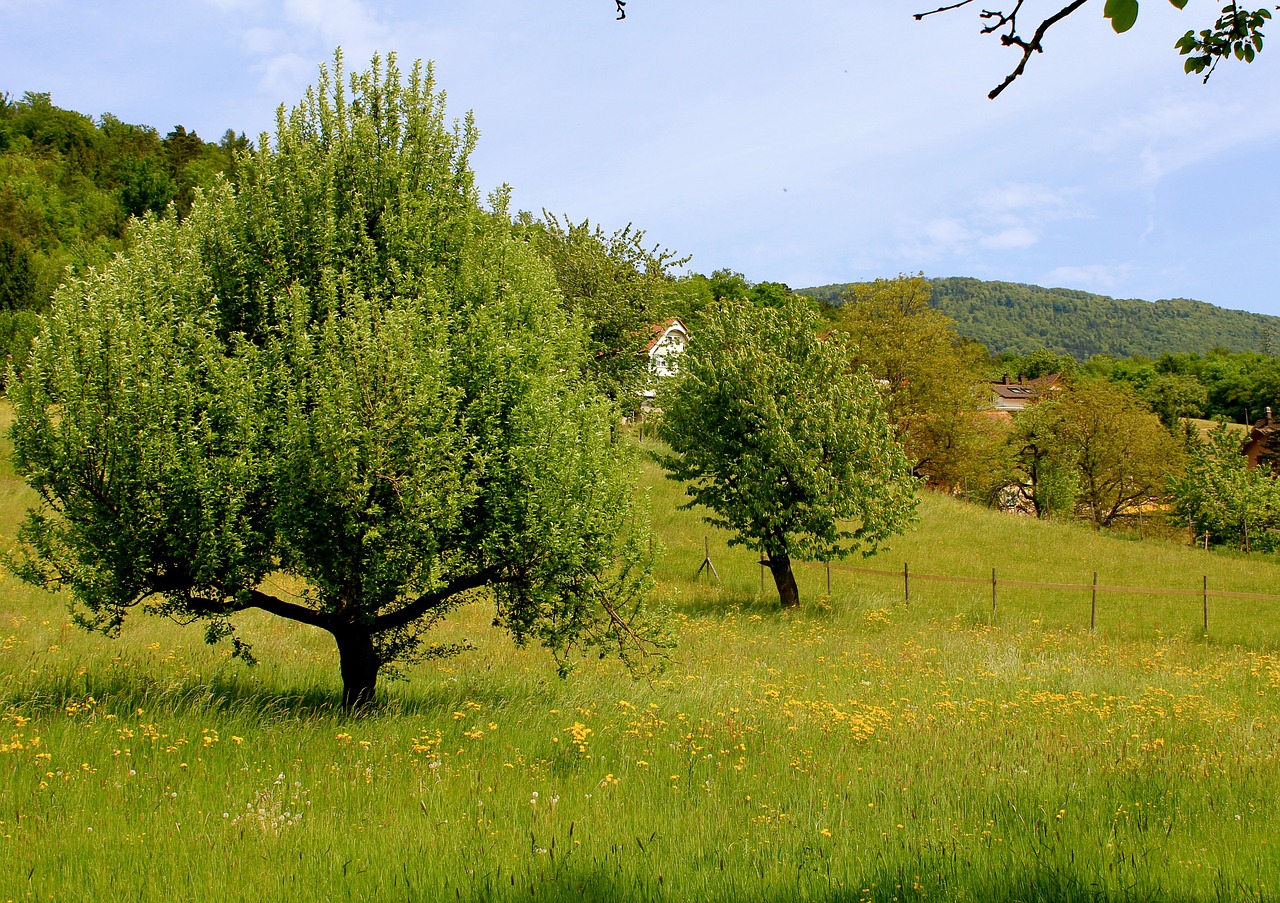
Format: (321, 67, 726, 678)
(637, 318, 688, 409)
(1243, 407, 1280, 472)
(988, 373, 1063, 415)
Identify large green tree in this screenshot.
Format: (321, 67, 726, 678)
(1023, 379, 1184, 527)
(9, 53, 660, 710)
(657, 297, 917, 609)
(829, 275, 996, 492)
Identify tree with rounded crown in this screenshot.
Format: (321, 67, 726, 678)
(8, 52, 661, 710)
(657, 296, 917, 609)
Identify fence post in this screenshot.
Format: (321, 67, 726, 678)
(1203, 575, 1209, 634)
(991, 568, 997, 622)
(904, 562, 910, 608)
(1091, 572, 1097, 633)
(826, 562, 831, 597)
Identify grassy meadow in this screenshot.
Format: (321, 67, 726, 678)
(3, 427, 1280, 901)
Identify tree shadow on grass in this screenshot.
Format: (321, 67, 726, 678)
(0, 658, 577, 722)
(677, 588, 782, 620)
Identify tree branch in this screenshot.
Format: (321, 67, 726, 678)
(915, 0, 980, 20)
(239, 587, 333, 631)
(374, 566, 505, 633)
(987, 0, 1092, 98)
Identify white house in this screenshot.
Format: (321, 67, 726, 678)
(638, 318, 688, 405)
(645, 318, 688, 379)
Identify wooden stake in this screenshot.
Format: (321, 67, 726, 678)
(696, 537, 720, 584)
(904, 562, 910, 608)
(1090, 572, 1097, 633)
(991, 568, 997, 622)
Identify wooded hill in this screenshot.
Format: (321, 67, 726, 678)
(799, 277, 1280, 360)
(0, 91, 241, 312)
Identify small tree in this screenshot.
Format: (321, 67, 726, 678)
(9, 53, 662, 710)
(1008, 397, 1081, 518)
(1171, 422, 1280, 551)
(1052, 380, 1183, 528)
(657, 297, 917, 608)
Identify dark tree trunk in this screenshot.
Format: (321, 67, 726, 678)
(767, 552, 800, 609)
(334, 629, 380, 712)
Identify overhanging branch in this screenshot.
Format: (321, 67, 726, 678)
(915, 0, 1094, 98)
(988, 0, 1092, 97)
(374, 566, 505, 633)
(240, 587, 332, 631)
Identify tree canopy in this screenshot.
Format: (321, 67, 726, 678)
(1171, 422, 1280, 551)
(515, 212, 685, 406)
(801, 277, 1280, 363)
(826, 275, 999, 492)
(9, 52, 663, 710)
(1009, 378, 1183, 527)
(657, 296, 917, 609)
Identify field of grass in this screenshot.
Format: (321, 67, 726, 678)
(3, 429, 1280, 901)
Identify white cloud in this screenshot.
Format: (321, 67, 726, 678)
(241, 26, 289, 56)
(889, 181, 1085, 262)
(282, 0, 386, 53)
(1043, 263, 1136, 293)
(255, 52, 316, 103)
(195, 0, 389, 104)
(1085, 91, 1280, 187)
(980, 227, 1039, 251)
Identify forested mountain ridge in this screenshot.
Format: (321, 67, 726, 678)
(799, 277, 1280, 360)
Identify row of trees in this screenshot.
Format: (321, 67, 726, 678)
(804, 277, 1279, 362)
(9, 56, 1275, 710)
(8, 54, 927, 707)
(809, 276, 1226, 534)
(0, 92, 243, 309)
(0, 92, 246, 378)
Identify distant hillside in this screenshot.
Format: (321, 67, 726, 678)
(799, 277, 1280, 360)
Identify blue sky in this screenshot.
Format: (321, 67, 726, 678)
(4, 0, 1279, 315)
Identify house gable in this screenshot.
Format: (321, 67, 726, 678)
(644, 319, 688, 379)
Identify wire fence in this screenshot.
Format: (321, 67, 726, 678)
(747, 554, 1280, 634)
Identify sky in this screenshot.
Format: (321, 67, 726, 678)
(4, 0, 1279, 316)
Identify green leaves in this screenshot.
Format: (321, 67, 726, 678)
(1105, 0, 1141, 34)
(9, 51, 663, 703)
(1177, 3, 1271, 78)
(658, 296, 917, 607)
(831, 275, 993, 493)
(1170, 421, 1280, 551)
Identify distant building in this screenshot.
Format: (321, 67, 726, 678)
(638, 318, 688, 407)
(988, 373, 1062, 412)
(1243, 407, 1280, 471)
(644, 319, 688, 379)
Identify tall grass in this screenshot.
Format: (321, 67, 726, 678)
(1, 429, 1279, 900)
